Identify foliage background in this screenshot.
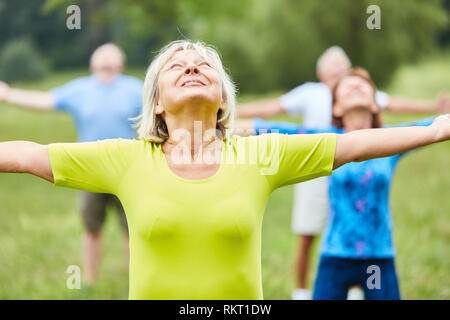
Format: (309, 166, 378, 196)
(0, 0, 448, 91)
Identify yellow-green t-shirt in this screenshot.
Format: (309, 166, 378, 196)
(48, 133, 336, 299)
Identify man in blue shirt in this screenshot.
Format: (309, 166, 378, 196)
(0, 43, 143, 284)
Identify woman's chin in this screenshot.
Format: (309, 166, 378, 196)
(343, 99, 372, 112)
(177, 91, 220, 107)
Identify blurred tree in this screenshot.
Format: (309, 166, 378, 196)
(42, 0, 184, 66)
(1, 0, 446, 91)
(0, 38, 49, 82)
(0, 0, 89, 69)
(438, 0, 450, 45)
(187, 0, 448, 91)
(93, 0, 447, 91)
(42, 0, 114, 68)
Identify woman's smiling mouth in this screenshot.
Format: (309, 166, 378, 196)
(181, 79, 205, 87)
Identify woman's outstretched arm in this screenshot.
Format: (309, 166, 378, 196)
(0, 141, 53, 182)
(334, 114, 450, 169)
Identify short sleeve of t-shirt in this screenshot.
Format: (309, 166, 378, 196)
(249, 133, 336, 190)
(51, 78, 86, 112)
(279, 83, 315, 115)
(375, 91, 390, 109)
(48, 139, 138, 194)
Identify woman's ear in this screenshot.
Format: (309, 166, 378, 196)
(155, 91, 165, 114)
(333, 103, 344, 117)
(155, 100, 164, 115)
(370, 101, 380, 114)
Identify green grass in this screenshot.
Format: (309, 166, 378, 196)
(0, 54, 449, 299)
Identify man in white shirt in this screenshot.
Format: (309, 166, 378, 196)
(237, 46, 449, 300)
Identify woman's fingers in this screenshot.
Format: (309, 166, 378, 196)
(0, 82, 10, 101)
(436, 91, 450, 112)
(431, 114, 450, 141)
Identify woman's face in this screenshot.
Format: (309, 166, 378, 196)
(156, 49, 222, 117)
(333, 76, 377, 116)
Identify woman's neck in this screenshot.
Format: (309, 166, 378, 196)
(342, 108, 373, 132)
(163, 112, 221, 161)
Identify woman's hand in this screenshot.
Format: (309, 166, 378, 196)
(430, 113, 450, 142)
(435, 92, 450, 113)
(0, 82, 54, 110)
(0, 81, 10, 102)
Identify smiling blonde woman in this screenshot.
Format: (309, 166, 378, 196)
(1, 40, 449, 299)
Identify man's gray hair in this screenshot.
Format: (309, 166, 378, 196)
(316, 46, 351, 72)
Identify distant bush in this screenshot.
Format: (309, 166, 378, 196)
(0, 38, 49, 83)
(184, 0, 449, 92)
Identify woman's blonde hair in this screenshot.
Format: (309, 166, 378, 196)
(135, 40, 236, 142)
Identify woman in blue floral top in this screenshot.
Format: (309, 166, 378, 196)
(243, 68, 443, 299)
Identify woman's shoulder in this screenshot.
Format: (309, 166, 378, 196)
(98, 138, 162, 154)
(226, 132, 312, 152)
(224, 134, 270, 155)
(99, 139, 164, 167)
(227, 131, 337, 145)
(227, 133, 278, 144)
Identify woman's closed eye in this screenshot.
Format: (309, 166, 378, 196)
(199, 61, 211, 68)
(169, 63, 183, 70)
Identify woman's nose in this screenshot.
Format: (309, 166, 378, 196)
(184, 63, 199, 74)
(350, 83, 361, 90)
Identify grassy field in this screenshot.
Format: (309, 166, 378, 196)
(0, 53, 449, 299)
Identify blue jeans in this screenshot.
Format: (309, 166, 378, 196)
(313, 255, 401, 300)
